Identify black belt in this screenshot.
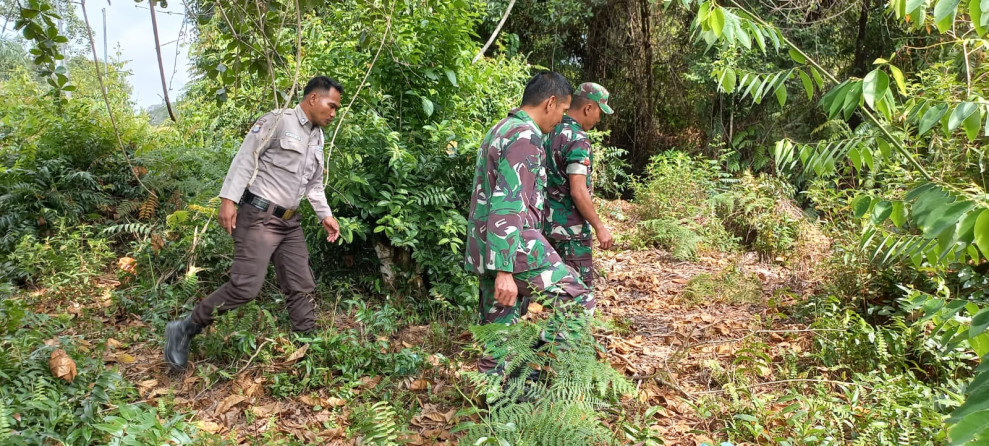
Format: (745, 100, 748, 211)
(240, 190, 297, 220)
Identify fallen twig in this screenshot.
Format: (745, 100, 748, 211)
(686, 327, 844, 348)
(236, 338, 273, 377)
(630, 372, 694, 401)
(693, 378, 870, 395)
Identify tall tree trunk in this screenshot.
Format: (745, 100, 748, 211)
(638, 0, 654, 162)
(851, 0, 870, 76)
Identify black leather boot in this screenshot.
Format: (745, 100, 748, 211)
(164, 316, 201, 370)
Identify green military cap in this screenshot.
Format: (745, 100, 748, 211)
(575, 82, 613, 114)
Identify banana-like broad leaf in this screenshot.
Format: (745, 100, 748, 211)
(891, 201, 906, 228)
(872, 200, 893, 224)
(852, 195, 872, 218)
(949, 102, 979, 132)
(975, 210, 989, 258)
(798, 70, 813, 100)
(972, 308, 989, 338)
(934, 0, 962, 33)
(863, 69, 889, 109)
(964, 108, 984, 141)
(919, 103, 949, 135)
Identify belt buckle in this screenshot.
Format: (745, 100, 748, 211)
(282, 208, 296, 220)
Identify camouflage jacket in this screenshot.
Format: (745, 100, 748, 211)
(464, 109, 562, 275)
(544, 115, 593, 242)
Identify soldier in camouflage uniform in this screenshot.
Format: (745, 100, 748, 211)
(543, 82, 615, 289)
(464, 72, 593, 374)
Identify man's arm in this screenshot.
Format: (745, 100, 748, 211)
(304, 162, 339, 242)
(487, 133, 540, 306)
(216, 115, 277, 234)
(569, 175, 612, 249)
(563, 138, 612, 249)
(486, 143, 533, 273)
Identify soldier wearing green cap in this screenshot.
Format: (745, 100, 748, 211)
(464, 72, 595, 375)
(542, 82, 615, 290)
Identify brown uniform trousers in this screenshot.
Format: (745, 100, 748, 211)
(191, 203, 317, 332)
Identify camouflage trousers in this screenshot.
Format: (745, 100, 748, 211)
(548, 238, 594, 289)
(476, 261, 594, 373)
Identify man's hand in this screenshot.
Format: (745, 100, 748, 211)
(596, 225, 614, 250)
(322, 216, 340, 242)
(569, 174, 613, 250)
(218, 198, 237, 235)
(494, 271, 518, 307)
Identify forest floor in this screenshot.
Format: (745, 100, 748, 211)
(32, 200, 832, 445)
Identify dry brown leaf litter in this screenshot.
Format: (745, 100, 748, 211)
(32, 199, 826, 445)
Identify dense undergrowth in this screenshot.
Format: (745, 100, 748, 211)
(3, 0, 989, 444)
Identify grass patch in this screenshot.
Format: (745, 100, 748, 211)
(630, 151, 739, 259)
(680, 264, 763, 306)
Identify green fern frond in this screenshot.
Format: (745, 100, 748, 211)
(775, 135, 878, 177)
(638, 218, 702, 260)
(460, 397, 614, 446)
(462, 318, 635, 445)
(351, 401, 403, 446)
(0, 398, 11, 440)
(412, 185, 455, 207)
(115, 199, 145, 216)
(179, 267, 200, 300)
(101, 223, 155, 238)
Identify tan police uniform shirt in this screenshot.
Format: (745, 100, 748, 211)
(218, 104, 333, 220)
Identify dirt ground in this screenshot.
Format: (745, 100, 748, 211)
(73, 200, 828, 445)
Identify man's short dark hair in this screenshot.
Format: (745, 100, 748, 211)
(520, 71, 573, 107)
(570, 94, 593, 110)
(303, 76, 344, 96)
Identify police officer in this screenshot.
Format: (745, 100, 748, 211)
(164, 76, 343, 371)
(543, 82, 615, 289)
(464, 71, 593, 374)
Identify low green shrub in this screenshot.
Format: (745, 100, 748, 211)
(631, 151, 737, 258)
(690, 293, 958, 445)
(458, 317, 634, 445)
(8, 222, 114, 290)
(632, 151, 722, 222)
(631, 154, 813, 260)
(588, 129, 631, 199)
(188, 298, 429, 396)
(0, 305, 197, 445)
(717, 172, 805, 259)
(0, 284, 24, 336)
(636, 218, 704, 260)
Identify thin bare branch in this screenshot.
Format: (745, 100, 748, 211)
(212, 1, 263, 54)
(149, 0, 176, 121)
(79, 0, 153, 196)
(963, 40, 972, 97)
(251, 0, 279, 108)
(324, 0, 395, 183)
(472, 0, 515, 64)
(281, 0, 303, 111)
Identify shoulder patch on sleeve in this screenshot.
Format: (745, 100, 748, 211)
(250, 116, 269, 134)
